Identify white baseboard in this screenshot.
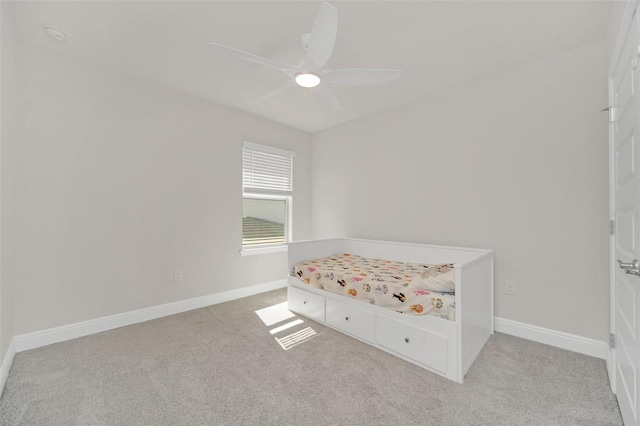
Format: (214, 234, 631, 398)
(0, 338, 16, 398)
(494, 317, 608, 360)
(13, 279, 287, 353)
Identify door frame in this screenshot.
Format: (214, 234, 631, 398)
(609, 0, 640, 394)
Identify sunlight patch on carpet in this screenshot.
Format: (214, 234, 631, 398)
(276, 327, 317, 350)
(270, 319, 304, 335)
(255, 302, 295, 326)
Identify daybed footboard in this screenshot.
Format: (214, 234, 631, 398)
(287, 238, 494, 383)
(458, 252, 494, 379)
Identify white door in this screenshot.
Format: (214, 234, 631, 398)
(612, 6, 640, 425)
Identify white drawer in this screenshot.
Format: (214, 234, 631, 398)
(375, 315, 448, 374)
(326, 298, 374, 343)
(288, 286, 325, 322)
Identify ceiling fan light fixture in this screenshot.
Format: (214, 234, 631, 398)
(295, 72, 321, 88)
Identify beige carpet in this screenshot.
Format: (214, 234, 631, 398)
(0, 288, 622, 425)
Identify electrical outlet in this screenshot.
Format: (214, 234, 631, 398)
(174, 270, 184, 282)
(506, 280, 516, 296)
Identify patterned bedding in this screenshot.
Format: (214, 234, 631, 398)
(292, 253, 456, 320)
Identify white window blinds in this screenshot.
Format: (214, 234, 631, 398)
(242, 142, 294, 195)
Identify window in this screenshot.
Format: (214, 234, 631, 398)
(242, 142, 294, 249)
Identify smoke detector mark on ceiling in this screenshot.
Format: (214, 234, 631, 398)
(44, 26, 66, 43)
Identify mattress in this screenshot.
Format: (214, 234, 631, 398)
(292, 253, 456, 319)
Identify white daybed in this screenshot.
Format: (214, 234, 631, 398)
(287, 238, 494, 384)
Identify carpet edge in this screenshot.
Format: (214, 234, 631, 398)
(12, 279, 287, 353)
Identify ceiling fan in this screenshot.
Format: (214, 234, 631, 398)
(209, 2, 402, 110)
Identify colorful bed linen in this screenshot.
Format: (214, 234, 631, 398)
(292, 254, 456, 319)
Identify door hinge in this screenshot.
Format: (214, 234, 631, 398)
(610, 333, 617, 349)
(610, 219, 616, 235)
(602, 106, 616, 122)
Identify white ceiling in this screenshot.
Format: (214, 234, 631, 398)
(9, 1, 612, 133)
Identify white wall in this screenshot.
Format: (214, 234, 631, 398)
(0, 2, 17, 365)
(312, 41, 609, 341)
(11, 42, 312, 335)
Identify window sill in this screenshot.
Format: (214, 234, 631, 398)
(240, 245, 288, 256)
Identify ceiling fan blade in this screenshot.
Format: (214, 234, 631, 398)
(311, 85, 342, 111)
(253, 80, 296, 102)
(322, 69, 403, 86)
(209, 42, 295, 74)
(305, 2, 338, 69)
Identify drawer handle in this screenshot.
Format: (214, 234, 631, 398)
(303, 300, 307, 305)
(345, 316, 349, 321)
(404, 338, 410, 343)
